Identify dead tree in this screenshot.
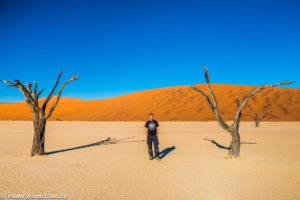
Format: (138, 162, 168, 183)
(1, 72, 78, 156)
(247, 112, 270, 127)
(191, 66, 293, 158)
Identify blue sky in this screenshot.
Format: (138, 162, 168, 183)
(0, 0, 299, 102)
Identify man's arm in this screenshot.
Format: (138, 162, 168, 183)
(145, 128, 148, 136)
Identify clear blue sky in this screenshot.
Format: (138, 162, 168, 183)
(0, 0, 299, 102)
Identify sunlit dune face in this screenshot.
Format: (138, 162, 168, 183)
(0, 84, 299, 121)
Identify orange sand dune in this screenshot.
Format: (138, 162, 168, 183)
(0, 84, 299, 121)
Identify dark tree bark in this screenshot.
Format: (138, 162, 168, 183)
(1, 72, 78, 156)
(247, 112, 269, 127)
(191, 66, 293, 158)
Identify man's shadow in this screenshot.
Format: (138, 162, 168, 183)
(159, 146, 176, 159)
(45, 136, 145, 155)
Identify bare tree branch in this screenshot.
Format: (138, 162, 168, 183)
(203, 66, 218, 108)
(233, 81, 294, 124)
(191, 66, 230, 130)
(259, 112, 269, 121)
(247, 113, 257, 120)
(37, 88, 45, 97)
(1, 80, 39, 110)
(33, 81, 37, 94)
(190, 86, 214, 112)
(234, 96, 241, 130)
(202, 66, 230, 130)
(1, 80, 16, 87)
(25, 83, 33, 94)
(42, 71, 63, 110)
(32, 81, 38, 101)
(45, 73, 78, 119)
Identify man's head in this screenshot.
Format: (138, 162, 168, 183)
(149, 113, 153, 120)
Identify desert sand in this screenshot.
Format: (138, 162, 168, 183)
(1, 121, 300, 200)
(0, 84, 299, 121)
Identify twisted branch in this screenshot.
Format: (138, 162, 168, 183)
(191, 66, 230, 130)
(42, 71, 62, 110)
(1, 79, 39, 111)
(232, 81, 294, 128)
(45, 73, 78, 119)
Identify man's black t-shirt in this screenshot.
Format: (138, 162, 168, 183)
(145, 120, 159, 135)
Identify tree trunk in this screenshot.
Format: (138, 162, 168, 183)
(31, 114, 46, 156)
(255, 120, 260, 127)
(227, 128, 241, 158)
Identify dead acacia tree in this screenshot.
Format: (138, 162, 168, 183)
(1, 72, 78, 156)
(247, 112, 270, 127)
(191, 66, 293, 158)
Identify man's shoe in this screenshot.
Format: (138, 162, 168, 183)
(156, 157, 161, 161)
(149, 156, 153, 160)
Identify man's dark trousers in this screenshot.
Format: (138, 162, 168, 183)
(147, 135, 159, 157)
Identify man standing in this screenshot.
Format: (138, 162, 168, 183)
(145, 113, 160, 161)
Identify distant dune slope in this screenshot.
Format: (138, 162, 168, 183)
(0, 84, 299, 121)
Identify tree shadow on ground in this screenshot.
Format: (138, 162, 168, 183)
(45, 136, 145, 155)
(203, 138, 257, 150)
(159, 146, 176, 159)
